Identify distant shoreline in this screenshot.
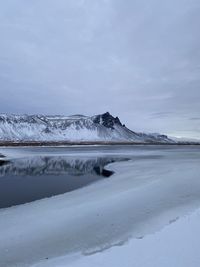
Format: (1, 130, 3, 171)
(0, 141, 200, 147)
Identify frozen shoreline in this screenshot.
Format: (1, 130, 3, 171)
(1, 146, 200, 266)
(1, 142, 200, 148)
(32, 208, 200, 267)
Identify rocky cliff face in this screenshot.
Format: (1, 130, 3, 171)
(92, 112, 123, 129)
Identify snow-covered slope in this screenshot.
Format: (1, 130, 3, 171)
(0, 112, 173, 143)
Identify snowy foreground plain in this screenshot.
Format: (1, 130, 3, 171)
(1, 145, 200, 267)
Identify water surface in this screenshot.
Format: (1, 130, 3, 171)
(0, 154, 127, 208)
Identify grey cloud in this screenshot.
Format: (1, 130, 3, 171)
(190, 118, 200, 121)
(0, 0, 200, 138)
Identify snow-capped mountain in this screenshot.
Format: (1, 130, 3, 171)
(0, 112, 173, 143)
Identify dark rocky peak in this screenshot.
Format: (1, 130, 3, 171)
(93, 112, 122, 129)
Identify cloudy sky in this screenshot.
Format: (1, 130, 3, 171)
(0, 0, 200, 138)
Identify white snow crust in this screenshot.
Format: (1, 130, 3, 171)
(0, 146, 200, 267)
(32, 208, 200, 267)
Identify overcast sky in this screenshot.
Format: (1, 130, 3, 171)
(0, 0, 200, 138)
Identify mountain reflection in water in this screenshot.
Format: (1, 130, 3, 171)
(0, 156, 127, 209)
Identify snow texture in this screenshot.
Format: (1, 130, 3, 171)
(0, 146, 200, 267)
(32, 208, 200, 267)
(0, 112, 172, 142)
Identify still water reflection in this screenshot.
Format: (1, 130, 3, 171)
(0, 156, 127, 209)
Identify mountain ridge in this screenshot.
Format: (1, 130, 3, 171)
(0, 112, 173, 143)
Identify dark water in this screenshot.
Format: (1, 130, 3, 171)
(0, 155, 126, 209)
(2, 144, 199, 209)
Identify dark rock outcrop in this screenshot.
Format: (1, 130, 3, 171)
(93, 112, 122, 129)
